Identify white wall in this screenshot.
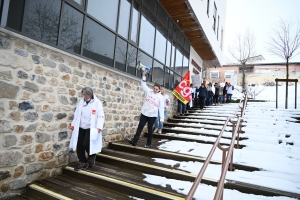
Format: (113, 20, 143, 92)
(188, 0, 227, 64)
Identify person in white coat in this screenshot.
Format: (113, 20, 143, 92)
(69, 87, 105, 171)
(128, 70, 164, 148)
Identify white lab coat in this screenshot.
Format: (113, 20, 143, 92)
(69, 96, 105, 155)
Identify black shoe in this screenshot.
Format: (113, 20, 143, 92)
(144, 144, 152, 148)
(74, 162, 89, 171)
(128, 139, 136, 146)
(89, 155, 96, 168)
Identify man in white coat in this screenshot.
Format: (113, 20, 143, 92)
(69, 87, 105, 171)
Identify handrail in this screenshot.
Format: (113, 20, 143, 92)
(185, 93, 248, 200)
(185, 117, 230, 200)
(214, 117, 241, 200)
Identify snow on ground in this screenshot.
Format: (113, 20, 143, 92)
(144, 84, 300, 199)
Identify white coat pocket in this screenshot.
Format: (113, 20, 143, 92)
(90, 128, 99, 141)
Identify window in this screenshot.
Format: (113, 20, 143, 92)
(139, 6, 155, 56)
(127, 44, 137, 76)
(83, 18, 115, 67)
(60, 3, 84, 54)
(24, 0, 61, 46)
(175, 48, 183, 76)
(6, 0, 25, 31)
(154, 22, 167, 63)
(130, 0, 140, 43)
(87, 0, 119, 31)
(224, 70, 234, 78)
(138, 50, 153, 79)
(152, 61, 164, 85)
(212, 2, 217, 32)
(118, 0, 131, 39)
(210, 71, 219, 78)
(220, 28, 224, 49)
(207, 0, 210, 17)
(114, 37, 127, 72)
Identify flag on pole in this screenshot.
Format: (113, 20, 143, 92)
(172, 71, 192, 104)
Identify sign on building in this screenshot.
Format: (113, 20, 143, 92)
(191, 74, 202, 87)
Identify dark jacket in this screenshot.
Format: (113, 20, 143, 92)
(198, 86, 208, 98)
(223, 86, 227, 95)
(214, 86, 220, 96)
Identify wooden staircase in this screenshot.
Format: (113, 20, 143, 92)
(10, 104, 300, 200)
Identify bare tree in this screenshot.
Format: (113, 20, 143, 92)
(228, 29, 261, 92)
(266, 18, 300, 109)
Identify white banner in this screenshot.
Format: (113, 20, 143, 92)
(191, 74, 202, 87)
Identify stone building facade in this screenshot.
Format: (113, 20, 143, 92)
(0, 29, 176, 197)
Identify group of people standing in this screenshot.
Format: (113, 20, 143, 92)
(190, 81, 234, 110)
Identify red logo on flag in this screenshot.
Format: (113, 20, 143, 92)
(172, 71, 192, 104)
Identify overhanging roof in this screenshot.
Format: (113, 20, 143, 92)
(158, 0, 221, 68)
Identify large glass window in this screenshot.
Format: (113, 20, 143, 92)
(152, 61, 164, 85)
(83, 18, 115, 67)
(115, 37, 127, 72)
(170, 42, 175, 69)
(138, 50, 153, 79)
(127, 44, 137, 76)
(154, 22, 167, 63)
(165, 38, 172, 67)
(182, 55, 189, 76)
(139, 6, 155, 56)
(60, 3, 84, 54)
(175, 48, 183, 75)
(118, 0, 131, 39)
(87, 0, 118, 31)
(24, 0, 61, 45)
(6, 0, 25, 31)
(130, 0, 140, 43)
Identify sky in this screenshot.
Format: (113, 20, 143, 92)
(143, 84, 300, 199)
(223, 0, 300, 64)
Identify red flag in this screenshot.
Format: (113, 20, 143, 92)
(172, 71, 192, 104)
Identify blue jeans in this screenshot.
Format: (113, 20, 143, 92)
(227, 94, 232, 103)
(155, 110, 168, 129)
(219, 95, 224, 103)
(177, 101, 186, 114)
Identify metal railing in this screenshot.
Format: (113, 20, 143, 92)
(186, 93, 248, 200)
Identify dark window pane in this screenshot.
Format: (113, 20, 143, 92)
(141, 0, 157, 16)
(169, 70, 174, 89)
(152, 61, 163, 85)
(164, 67, 170, 89)
(83, 18, 115, 67)
(184, 39, 190, 53)
(60, 3, 84, 54)
(24, 0, 61, 45)
(174, 73, 181, 89)
(127, 44, 137, 76)
(115, 37, 127, 72)
(139, 6, 155, 55)
(175, 48, 183, 75)
(154, 22, 167, 63)
(130, 0, 139, 43)
(177, 31, 184, 46)
(168, 19, 173, 32)
(118, 0, 131, 39)
(6, 0, 25, 31)
(87, 0, 118, 31)
(157, 5, 168, 28)
(138, 50, 152, 79)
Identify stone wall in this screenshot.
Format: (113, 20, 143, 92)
(0, 29, 176, 198)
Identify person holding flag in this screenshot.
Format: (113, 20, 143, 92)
(172, 71, 192, 116)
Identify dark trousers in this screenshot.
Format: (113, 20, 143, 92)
(199, 97, 205, 109)
(177, 101, 186, 114)
(213, 95, 219, 104)
(77, 128, 95, 163)
(132, 114, 156, 145)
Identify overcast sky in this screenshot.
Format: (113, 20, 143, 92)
(223, 0, 300, 64)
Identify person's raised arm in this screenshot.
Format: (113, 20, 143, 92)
(141, 70, 151, 94)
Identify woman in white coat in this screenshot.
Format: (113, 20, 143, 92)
(69, 87, 105, 171)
